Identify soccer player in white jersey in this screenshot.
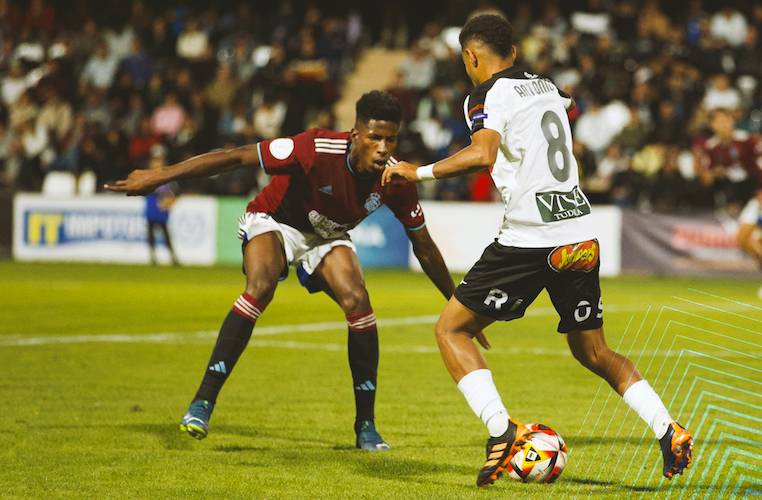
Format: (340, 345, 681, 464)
(738, 189, 762, 264)
(383, 14, 693, 488)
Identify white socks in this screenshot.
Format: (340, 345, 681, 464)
(622, 379, 673, 439)
(457, 369, 509, 437)
(457, 372, 672, 439)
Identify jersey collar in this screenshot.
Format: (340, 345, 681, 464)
(490, 65, 526, 80)
(346, 146, 380, 180)
(346, 147, 358, 176)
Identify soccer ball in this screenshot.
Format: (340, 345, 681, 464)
(507, 423, 568, 483)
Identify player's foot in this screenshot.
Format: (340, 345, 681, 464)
(355, 420, 390, 451)
(477, 419, 529, 488)
(659, 421, 693, 478)
(180, 399, 214, 440)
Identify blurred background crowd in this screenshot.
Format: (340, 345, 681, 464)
(1, 0, 760, 215)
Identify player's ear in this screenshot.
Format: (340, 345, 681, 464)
(465, 47, 478, 68)
(510, 45, 517, 62)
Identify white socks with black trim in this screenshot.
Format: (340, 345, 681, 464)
(457, 369, 509, 437)
(622, 379, 673, 439)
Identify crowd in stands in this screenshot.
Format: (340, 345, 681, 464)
(391, 0, 762, 213)
(0, 0, 360, 195)
(1, 0, 761, 215)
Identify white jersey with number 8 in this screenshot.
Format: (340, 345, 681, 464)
(463, 67, 597, 248)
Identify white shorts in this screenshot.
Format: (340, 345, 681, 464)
(237, 212, 355, 277)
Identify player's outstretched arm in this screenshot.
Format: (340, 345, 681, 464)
(381, 129, 501, 185)
(105, 145, 261, 195)
(407, 226, 455, 300)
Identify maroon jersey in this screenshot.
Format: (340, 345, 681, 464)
(248, 129, 425, 239)
(701, 131, 762, 187)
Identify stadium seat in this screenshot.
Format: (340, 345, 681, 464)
(77, 171, 97, 195)
(41, 171, 77, 197)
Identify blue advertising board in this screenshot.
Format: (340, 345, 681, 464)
(349, 205, 409, 268)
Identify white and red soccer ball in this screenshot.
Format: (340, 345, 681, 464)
(507, 423, 568, 483)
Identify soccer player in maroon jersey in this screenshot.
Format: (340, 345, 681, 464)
(106, 91, 460, 450)
(697, 108, 762, 209)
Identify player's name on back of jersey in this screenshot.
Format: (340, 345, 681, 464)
(513, 78, 557, 99)
(535, 186, 592, 222)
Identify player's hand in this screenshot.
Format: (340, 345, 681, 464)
(474, 330, 491, 350)
(381, 161, 419, 186)
(104, 169, 164, 196)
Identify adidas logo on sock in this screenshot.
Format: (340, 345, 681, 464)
(209, 361, 227, 375)
(355, 380, 375, 391)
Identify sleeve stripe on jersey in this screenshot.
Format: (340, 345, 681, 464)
(315, 148, 347, 154)
(256, 142, 266, 168)
(314, 139, 347, 154)
(314, 138, 348, 145)
(313, 143, 347, 150)
(314, 141, 348, 149)
(406, 222, 426, 232)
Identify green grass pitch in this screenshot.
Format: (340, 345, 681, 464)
(1, 261, 760, 499)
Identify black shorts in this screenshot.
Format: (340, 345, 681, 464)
(454, 239, 603, 333)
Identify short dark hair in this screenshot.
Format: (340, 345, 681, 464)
(459, 14, 514, 58)
(355, 90, 402, 124)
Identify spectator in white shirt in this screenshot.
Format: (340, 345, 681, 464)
(1, 61, 46, 106)
(703, 74, 741, 110)
(80, 43, 119, 90)
(398, 41, 435, 90)
(105, 23, 135, 61)
(252, 92, 286, 139)
(575, 98, 631, 156)
(709, 7, 748, 47)
(37, 89, 73, 140)
(176, 20, 209, 61)
(2, 62, 29, 106)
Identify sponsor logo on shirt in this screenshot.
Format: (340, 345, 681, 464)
(308, 210, 354, 239)
(547, 239, 599, 272)
(534, 185, 592, 223)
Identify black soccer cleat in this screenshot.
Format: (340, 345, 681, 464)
(659, 421, 693, 478)
(476, 419, 529, 488)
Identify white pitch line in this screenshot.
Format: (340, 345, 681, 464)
(0, 306, 583, 346)
(1, 303, 758, 349)
(1, 333, 759, 358)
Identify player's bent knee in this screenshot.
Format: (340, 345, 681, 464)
(572, 343, 613, 372)
(245, 279, 277, 306)
(434, 315, 462, 344)
(338, 287, 370, 314)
